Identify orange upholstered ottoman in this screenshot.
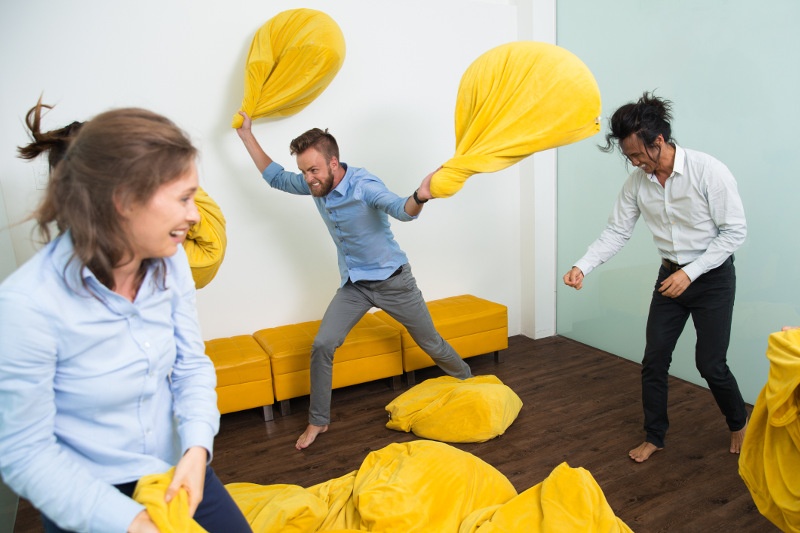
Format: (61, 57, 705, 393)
(373, 294, 508, 385)
(205, 335, 275, 421)
(253, 313, 403, 415)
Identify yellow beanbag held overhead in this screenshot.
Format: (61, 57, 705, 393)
(430, 41, 602, 198)
(184, 187, 227, 289)
(231, 8, 346, 127)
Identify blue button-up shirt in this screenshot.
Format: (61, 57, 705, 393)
(0, 234, 218, 532)
(263, 161, 414, 285)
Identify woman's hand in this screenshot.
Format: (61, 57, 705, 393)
(166, 446, 208, 517)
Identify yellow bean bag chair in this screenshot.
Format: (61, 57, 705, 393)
(385, 375, 523, 443)
(459, 462, 634, 533)
(353, 440, 517, 532)
(739, 328, 800, 532)
(231, 8, 346, 127)
(430, 41, 601, 198)
(184, 187, 227, 289)
(226, 482, 328, 532)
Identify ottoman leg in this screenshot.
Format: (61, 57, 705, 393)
(405, 371, 416, 387)
(279, 399, 291, 416)
(391, 375, 402, 391)
(262, 405, 274, 422)
(494, 350, 504, 364)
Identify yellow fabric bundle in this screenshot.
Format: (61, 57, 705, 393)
(385, 375, 523, 443)
(132, 469, 206, 532)
(459, 462, 634, 533)
(353, 440, 517, 532)
(430, 41, 601, 198)
(225, 482, 328, 532)
(739, 328, 800, 532)
(184, 187, 227, 289)
(231, 8, 346, 128)
(305, 471, 362, 531)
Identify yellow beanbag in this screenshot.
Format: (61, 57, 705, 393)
(184, 187, 227, 289)
(353, 440, 517, 532)
(459, 462, 634, 533)
(225, 482, 328, 532)
(386, 375, 523, 443)
(739, 328, 800, 532)
(231, 8, 346, 128)
(305, 471, 361, 531)
(431, 41, 601, 198)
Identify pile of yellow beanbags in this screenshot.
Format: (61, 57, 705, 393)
(135, 440, 631, 532)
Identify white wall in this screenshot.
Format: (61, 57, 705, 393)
(0, 0, 544, 340)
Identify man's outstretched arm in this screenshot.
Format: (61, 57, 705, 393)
(236, 111, 273, 173)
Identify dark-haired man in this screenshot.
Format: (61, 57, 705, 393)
(563, 93, 748, 462)
(236, 112, 472, 450)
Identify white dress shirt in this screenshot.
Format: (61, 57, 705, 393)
(574, 145, 747, 282)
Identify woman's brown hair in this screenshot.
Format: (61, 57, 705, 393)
(21, 100, 197, 291)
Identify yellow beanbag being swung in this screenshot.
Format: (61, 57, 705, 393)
(184, 187, 226, 289)
(431, 41, 601, 198)
(231, 8, 346, 127)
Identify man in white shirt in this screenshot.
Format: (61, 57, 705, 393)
(563, 92, 748, 463)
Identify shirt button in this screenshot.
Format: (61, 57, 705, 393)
(144, 342, 151, 349)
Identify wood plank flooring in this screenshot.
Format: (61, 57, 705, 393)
(13, 335, 778, 532)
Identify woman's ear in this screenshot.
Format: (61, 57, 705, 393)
(113, 191, 132, 218)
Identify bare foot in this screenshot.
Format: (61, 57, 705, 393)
(730, 418, 748, 454)
(295, 424, 328, 450)
(628, 441, 663, 463)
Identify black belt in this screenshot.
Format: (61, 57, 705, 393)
(388, 265, 404, 278)
(661, 258, 686, 273)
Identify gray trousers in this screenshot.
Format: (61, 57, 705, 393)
(308, 263, 472, 426)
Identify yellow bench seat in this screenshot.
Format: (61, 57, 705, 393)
(373, 294, 508, 385)
(205, 335, 275, 421)
(253, 313, 403, 414)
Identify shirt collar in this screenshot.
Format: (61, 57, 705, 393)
(330, 161, 352, 196)
(672, 145, 686, 177)
(644, 144, 684, 183)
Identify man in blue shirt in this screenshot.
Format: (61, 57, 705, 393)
(236, 112, 472, 449)
(563, 93, 748, 463)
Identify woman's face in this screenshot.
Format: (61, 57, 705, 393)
(120, 161, 200, 262)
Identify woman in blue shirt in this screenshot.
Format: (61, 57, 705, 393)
(0, 102, 251, 532)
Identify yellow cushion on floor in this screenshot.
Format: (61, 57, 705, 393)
(385, 375, 522, 443)
(225, 482, 327, 533)
(459, 462, 634, 533)
(354, 440, 517, 532)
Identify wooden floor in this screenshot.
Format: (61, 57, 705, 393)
(14, 335, 777, 532)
